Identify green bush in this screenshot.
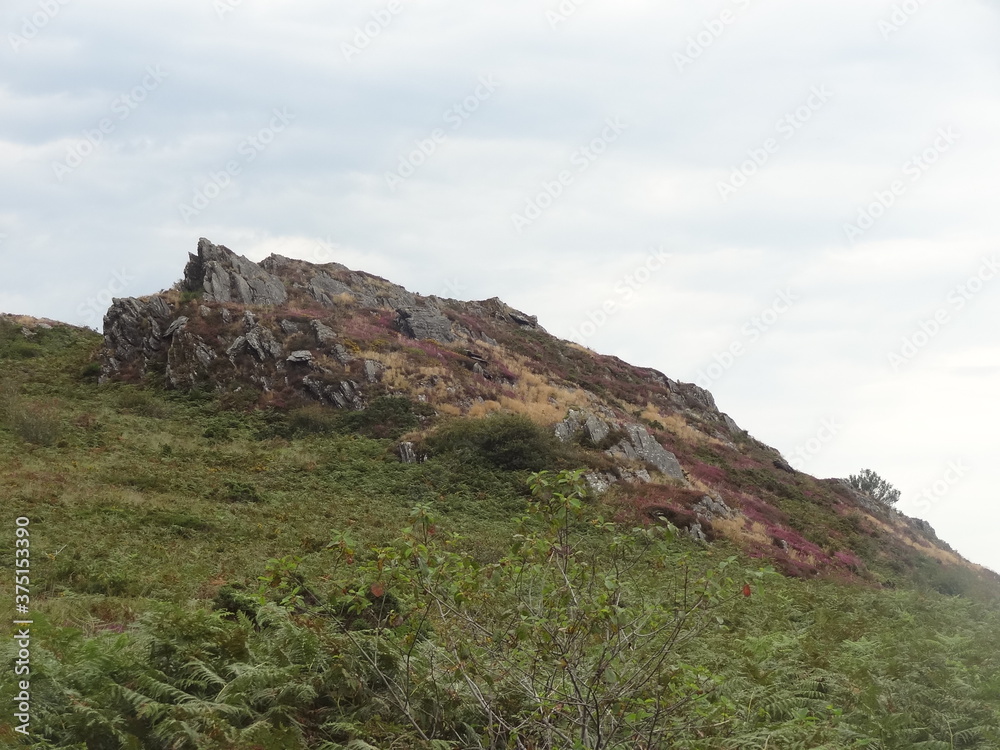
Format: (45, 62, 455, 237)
(424, 411, 557, 471)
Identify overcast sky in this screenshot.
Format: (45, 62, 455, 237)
(3, 0, 999, 569)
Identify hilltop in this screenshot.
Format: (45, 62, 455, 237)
(2, 239, 1000, 748)
(95, 238, 986, 587)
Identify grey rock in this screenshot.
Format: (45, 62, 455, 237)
(20, 327, 35, 338)
(773, 457, 795, 474)
(100, 296, 175, 383)
(287, 350, 315, 364)
(364, 359, 383, 382)
(333, 344, 353, 365)
(395, 301, 456, 342)
(166, 330, 217, 388)
(311, 320, 337, 345)
(279, 319, 300, 335)
(198, 305, 212, 318)
(693, 494, 736, 521)
(584, 472, 616, 495)
(244, 326, 282, 360)
(163, 317, 189, 338)
(37, 322, 52, 330)
(220, 307, 232, 324)
(182, 238, 288, 306)
(242, 310, 256, 330)
(721, 413, 742, 435)
(610, 424, 684, 480)
(584, 414, 610, 445)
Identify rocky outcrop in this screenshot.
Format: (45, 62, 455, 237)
(182, 238, 287, 306)
(556, 409, 686, 489)
(395, 301, 456, 343)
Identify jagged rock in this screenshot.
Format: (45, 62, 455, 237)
(279, 320, 300, 335)
(220, 307, 232, 324)
(287, 350, 314, 364)
(721, 413, 742, 435)
(398, 442, 418, 464)
(182, 238, 288, 306)
(333, 344, 353, 365)
(773, 457, 795, 474)
(395, 301, 456, 342)
(311, 320, 336, 345)
(166, 330, 217, 388)
(363, 359, 383, 382)
(100, 296, 174, 383)
(163, 317, 189, 338)
(198, 305, 212, 318)
(20, 327, 35, 338)
(609, 424, 684, 481)
(693, 494, 736, 521)
(554, 409, 612, 446)
(242, 310, 256, 330)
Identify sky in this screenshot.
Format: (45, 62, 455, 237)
(2, 0, 999, 569)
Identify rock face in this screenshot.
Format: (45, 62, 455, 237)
(183, 238, 288, 306)
(555, 408, 685, 490)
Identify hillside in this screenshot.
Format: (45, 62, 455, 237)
(2, 240, 1000, 748)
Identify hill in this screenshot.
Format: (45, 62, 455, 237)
(2, 240, 1000, 748)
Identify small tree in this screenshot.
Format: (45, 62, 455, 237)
(320, 469, 750, 748)
(847, 469, 900, 507)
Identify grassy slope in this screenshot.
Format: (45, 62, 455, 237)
(2, 317, 1000, 748)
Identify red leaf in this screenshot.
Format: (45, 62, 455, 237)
(742, 584, 752, 598)
(371, 582, 385, 598)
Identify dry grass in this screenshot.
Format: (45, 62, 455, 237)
(712, 516, 770, 547)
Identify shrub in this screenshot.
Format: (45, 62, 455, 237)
(424, 412, 557, 471)
(336, 395, 430, 439)
(848, 468, 901, 506)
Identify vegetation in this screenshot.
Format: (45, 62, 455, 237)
(848, 468, 902, 507)
(2, 316, 1000, 747)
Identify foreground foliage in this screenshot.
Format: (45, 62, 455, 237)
(5, 472, 1000, 748)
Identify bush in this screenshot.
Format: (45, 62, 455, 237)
(848, 468, 901, 506)
(337, 395, 432, 439)
(424, 412, 557, 471)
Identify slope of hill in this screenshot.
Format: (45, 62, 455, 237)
(2, 241, 1000, 748)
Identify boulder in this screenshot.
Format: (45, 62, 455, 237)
(395, 301, 456, 342)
